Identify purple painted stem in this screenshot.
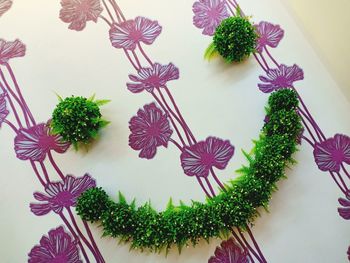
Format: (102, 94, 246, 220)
(39, 161, 50, 184)
(151, 91, 187, 146)
(0, 81, 23, 128)
(246, 226, 268, 263)
(298, 107, 323, 142)
(300, 113, 318, 143)
(231, 229, 255, 263)
(336, 172, 349, 192)
(330, 172, 347, 195)
(83, 220, 105, 263)
(205, 176, 216, 197)
(6, 63, 36, 125)
(137, 43, 154, 67)
(67, 208, 103, 262)
(110, 0, 126, 22)
(132, 50, 142, 69)
(48, 151, 65, 180)
(3, 119, 18, 133)
(101, 0, 115, 23)
(225, 0, 235, 16)
(164, 87, 197, 144)
(301, 135, 314, 147)
(341, 164, 350, 180)
(99, 15, 112, 27)
(258, 53, 270, 71)
(169, 138, 183, 151)
(0, 68, 30, 127)
(156, 88, 193, 145)
(264, 47, 280, 67)
(124, 49, 139, 71)
(210, 168, 226, 191)
(60, 212, 91, 263)
(237, 227, 264, 263)
(197, 176, 213, 198)
(108, 0, 122, 23)
(30, 161, 46, 187)
(253, 53, 268, 73)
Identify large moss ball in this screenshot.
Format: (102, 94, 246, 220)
(51, 96, 104, 146)
(213, 16, 257, 63)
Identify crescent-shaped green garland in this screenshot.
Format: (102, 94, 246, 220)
(76, 89, 302, 253)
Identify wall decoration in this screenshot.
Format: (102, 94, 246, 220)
(191, 0, 350, 261)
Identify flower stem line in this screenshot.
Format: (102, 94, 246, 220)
(253, 53, 268, 73)
(225, 0, 236, 17)
(124, 49, 139, 71)
(246, 225, 268, 263)
(47, 151, 65, 180)
(341, 164, 350, 180)
(0, 80, 23, 128)
(132, 50, 142, 69)
(137, 43, 153, 67)
(210, 168, 226, 191)
(3, 119, 18, 133)
(205, 176, 216, 197)
(151, 91, 187, 146)
(30, 161, 46, 187)
(237, 227, 264, 263)
(39, 161, 50, 184)
(258, 52, 270, 71)
(99, 15, 112, 27)
(67, 208, 104, 262)
(298, 107, 323, 142)
(300, 113, 318, 144)
(109, 0, 126, 22)
(231, 228, 256, 263)
(5, 63, 36, 126)
(301, 135, 314, 147)
(59, 212, 91, 263)
(156, 88, 193, 145)
(196, 176, 213, 198)
(0, 68, 30, 127)
(264, 47, 280, 67)
(101, 0, 115, 24)
(169, 138, 183, 151)
(330, 172, 347, 195)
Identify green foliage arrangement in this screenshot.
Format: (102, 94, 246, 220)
(51, 95, 110, 149)
(76, 89, 302, 253)
(205, 12, 258, 62)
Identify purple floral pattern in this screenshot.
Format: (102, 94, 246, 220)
(129, 103, 173, 159)
(258, 64, 304, 93)
(109, 16, 162, 50)
(28, 226, 82, 263)
(0, 39, 26, 65)
(209, 238, 249, 263)
(127, 62, 179, 93)
(0, 0, 12, 17)
(0, 92, 9, 127)
(30, 174, 95, 216)
(14, 122, 70, 162)
(192, 0, 229, 36)
(59, 0, 103, 31)
(255, 21, 284, 53)
(180, 136, 234, 177)
(338, 191, 350, 220)
(313, 134, 350, 173)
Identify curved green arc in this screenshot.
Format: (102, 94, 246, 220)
(76, 89, 302, 253)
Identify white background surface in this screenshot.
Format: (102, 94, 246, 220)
(0, 0, 349, 262)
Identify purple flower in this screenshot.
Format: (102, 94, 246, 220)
(347, 246, 350, 261)
(127, 62, 179, 93)
(0, 92, 9, 127)
(313, 134, 350, 173)
(192, 0, 229, 36)
(180, 136, 234, 178)
(59, 0, 103, 31)
(209, 238, 249, 263)
(109, 16, 162, 50)
(255, 21, 284, 53)
(338, 191, 350, 220)
(258, 64, 304, 93)
(0, 0, 12, 17)
(14, 122, 70, 162)
(28, 226, 82, 263)
(0, 39, 26, 65)
(129, 103, 173, 159)
(30, 174, 96, 216)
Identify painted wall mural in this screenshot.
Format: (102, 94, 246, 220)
(0, 0, 349, 262)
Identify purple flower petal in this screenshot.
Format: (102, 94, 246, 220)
(109, 16, 162, 50)
(28, 226, 82, 263)
(255, 21, 284, 53)
(129, 102, 172, 159)
(338, 192, 350, 220)
(209, 238, 249, 263)
(0, 39, 25, 65)
(0, 0, 12, 17)
(59, 0, 103, 31)
(313, 134, 350, 173)
(180, 136, 234, 177)
(192, 0, 229, 36)
(257, 64, 304, 93)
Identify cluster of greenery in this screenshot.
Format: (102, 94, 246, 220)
(205, 11, 258, 63)
(76, 89, 302, 253)
(51, 95, 110, 149)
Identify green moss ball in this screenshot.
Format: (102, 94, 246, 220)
(213, 16, 257, 63)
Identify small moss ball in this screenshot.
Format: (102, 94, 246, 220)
(76, 187, 110, 222)
(213, 16, 257, 63)
(51, 96, 105, 146)
(268, 89, 299, 112)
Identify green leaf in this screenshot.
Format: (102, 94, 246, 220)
(88, 93, 96, 101)
(54, 92, 63, 102)
(204, 42, 218, 61)
(95, 99, 111, 106)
